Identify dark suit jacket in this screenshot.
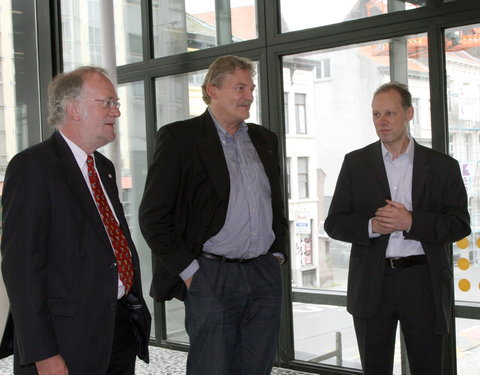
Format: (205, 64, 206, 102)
(0, 131, 150, 373)
(324, 140, 470, 335)
(139, 110, 287, 302)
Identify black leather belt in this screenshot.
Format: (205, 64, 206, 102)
(200, 251, 256, 263)
(385, 255, 427, 269)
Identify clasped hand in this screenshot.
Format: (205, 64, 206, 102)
(372, 199, 412, 235)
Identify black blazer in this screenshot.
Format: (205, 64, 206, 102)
(139, 110, 287, 302)
(1, 131, 150, 373)
(324, 140, 470, 334)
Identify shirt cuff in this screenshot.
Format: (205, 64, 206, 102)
(369, 218, 381, 239)
(179, 260, 199, 281)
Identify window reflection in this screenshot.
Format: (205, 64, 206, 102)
(152, 0, 257, 58)
(61, 0, 104, 70)
(447, 24, 480, 306)
(280, 0, 425, 33)
(114, 0, 143, 65)
(0, 0, 43, 336)
(62, 0, 144, 68)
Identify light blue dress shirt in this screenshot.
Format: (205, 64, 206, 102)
(369, 135, 425, 258)
(202, 117, 275, 258)
(180, 112, 275, 280)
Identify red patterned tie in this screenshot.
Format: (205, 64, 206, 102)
(87, 155, 133, 293)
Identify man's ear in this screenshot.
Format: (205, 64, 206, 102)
(406, 105, 414, 122)
(66, 101, 81, 122)
(205, 83, 217, 100)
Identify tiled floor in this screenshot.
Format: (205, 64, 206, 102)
(0, 346, 316, 375)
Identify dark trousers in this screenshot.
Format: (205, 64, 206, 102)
(107, 298, 137, 375)
(184, 253, 282, 375)
(353, 263, 443, 375)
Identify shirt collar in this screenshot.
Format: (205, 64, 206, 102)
(381, 133, 415, 163)
(59, 130, 90, 169)
(208, 108, 248, 140)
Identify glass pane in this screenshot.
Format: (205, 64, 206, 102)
(456, 317, 480, 374)
(61, 0, 104, 69)
(106, 81, 153, 336)
(63, 0, 141, 68)
(448, 23, 480, 303)
(446, 22, 480, 373)
(114, 0, 143, 65)
(284, 33, 431, 369)
(0, 0, 43, 330)
(152, 0, 257, 59)
(280, 0, 425, 33)
(166, 299, 189, 343)
(292, 302, 407, 372)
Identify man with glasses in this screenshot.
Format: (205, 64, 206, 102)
(1, 66, 150, 374)
(324, 82, 470, 374)
(139, 55, 287, 375)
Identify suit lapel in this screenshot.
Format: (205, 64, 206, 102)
(411, 141, 429, 209)
(194, 111, 230, 202)
(50, 132, 113, 251)
(247, 125, 276, 184)
(366, 141, 391, 198)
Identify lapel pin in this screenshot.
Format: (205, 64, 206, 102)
(108, 174, 113, 179)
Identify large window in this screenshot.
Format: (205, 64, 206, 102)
(446, 22, 480, 375)
(0, 0, 50, 342)
(48, 0, 480, 374)
(284, 33, 435, 372)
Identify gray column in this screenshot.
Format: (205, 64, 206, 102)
(100, 0, 122, 190)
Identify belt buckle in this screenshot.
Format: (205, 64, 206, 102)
(389, 258, 397, 268)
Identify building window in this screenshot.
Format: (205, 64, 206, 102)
(315, 58, 331, 80)
(295, 93, 307, 134)
(297, 157, 309, 198)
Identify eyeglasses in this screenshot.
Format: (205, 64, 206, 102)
(87, 98, 121, 109)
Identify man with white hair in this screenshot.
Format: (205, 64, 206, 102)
(1, 66, 150, 374)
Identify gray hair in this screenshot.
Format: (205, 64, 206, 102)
(47, 66, 109, 128)
(201, 55, 255, 105)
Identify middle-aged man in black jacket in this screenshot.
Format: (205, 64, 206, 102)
(324, 81, 470, 374)
(139, 55, 287, 375)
